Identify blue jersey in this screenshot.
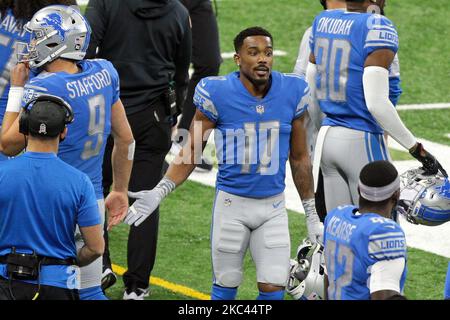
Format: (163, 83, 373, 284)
(324, 205, 407, 300)
(22, 59, 120, 198)
(194, 71, 309, 198)
(310, 10, 399, 134)
(0, 152, 100, 289)
(0, 9, 30, 122)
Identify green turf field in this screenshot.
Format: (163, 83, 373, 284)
(106, 181, 448, 300)
(78, 1, 450, 300)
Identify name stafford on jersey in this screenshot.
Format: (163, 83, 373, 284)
(66, 68, 112, 98)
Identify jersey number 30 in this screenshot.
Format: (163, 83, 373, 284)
(314, 38, 351, 102)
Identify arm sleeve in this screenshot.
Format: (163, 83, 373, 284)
(388, 54, 402, 106)
(369, 258, 405, 294)
(174, 10, 192, 110)
(309, 18, 317, 54)
(364, 15, 399, 57)
(293, 27, 312, 77)
(363, 66, 416, 149)
(77, 175, 101, 227)
(193, 79, 218, 123)
(84, 0, 108, 59)
(305, 62, 322, 130)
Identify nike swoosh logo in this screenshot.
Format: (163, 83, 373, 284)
(273, 201, 283, 209)
(201, 79, 207, 87)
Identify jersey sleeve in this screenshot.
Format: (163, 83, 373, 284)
(388, 54, 402, 106)
(367, 221, 407, 262)
(193, 77, 219, 123)
(293, 27, 312, 76)
(77, 174, 101, 227)
(295, 80, 310, 119)
(364, 15, 399, 57)
(21, 77, 51, 108)
(102, 60, 120, 105)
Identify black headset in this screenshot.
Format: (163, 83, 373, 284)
(19, 94, 74, 136)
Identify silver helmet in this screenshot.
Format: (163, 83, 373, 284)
(398, 167, 450, 226)
(17, 5, 90, 68)
(286, 239, 326, 300)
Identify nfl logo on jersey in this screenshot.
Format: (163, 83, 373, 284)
(256, 105, 265, 115)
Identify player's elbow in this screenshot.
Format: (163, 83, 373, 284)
(88, 237, 105, 258)
(1, 138, 21, 156)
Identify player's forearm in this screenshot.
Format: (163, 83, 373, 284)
(1, 86, 26, 155)
(77, 244, 103, 267)
(1, 112, 25, 156)
(289, 156, 315, 200)
(165, 143, 201, 187)
(111, 140, 133, 192)
(363, 66, 416, 150)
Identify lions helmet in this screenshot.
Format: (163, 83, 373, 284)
(286, 239, 326, 300)
(17, 5, 91, 68)
(397, 167, 450, 226)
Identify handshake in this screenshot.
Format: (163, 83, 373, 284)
(123, 177, 176, 226)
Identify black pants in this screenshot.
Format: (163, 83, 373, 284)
(0, 278, 78, 300)
(316, 169, 327, 223)
(177, 0, 221, 132)
(102, 103, 172, 290)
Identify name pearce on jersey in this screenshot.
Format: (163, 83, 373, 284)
(326, 215, 357, 242)
(66, 68, 112, 99)
(317, 18, 354, 36)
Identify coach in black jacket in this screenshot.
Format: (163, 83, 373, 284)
(85, 0, 191, 300)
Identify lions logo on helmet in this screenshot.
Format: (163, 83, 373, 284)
(287, 239, 326, 300)
(17, 5, 91, 69)
(41, 13, 67, 41)
(397, 167, 450, 226)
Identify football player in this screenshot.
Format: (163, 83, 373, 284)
(324, 160, 407, 300)
(0, 0, 76, 160)
(124, 27, 323, 300)
(306, 0, 446, 213)
(0, 5, 134, 300)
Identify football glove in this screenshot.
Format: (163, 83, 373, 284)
(124, 177, 176, 226)
(302, 198, 324, 245)
(409, 143, 448, 178)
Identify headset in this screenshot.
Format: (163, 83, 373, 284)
(19, 94, 74, 136)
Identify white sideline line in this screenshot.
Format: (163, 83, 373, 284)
(183, 132, 450, 259)
(397, 103, 450, 110)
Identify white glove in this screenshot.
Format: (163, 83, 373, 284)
(124, 177, 176, 227)
(302, 198, 324, 245)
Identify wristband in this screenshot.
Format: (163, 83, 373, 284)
(5, 86, 24, 113)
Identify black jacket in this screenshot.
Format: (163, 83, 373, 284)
(85, 0, 192, 114)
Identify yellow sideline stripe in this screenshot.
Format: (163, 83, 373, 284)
(112, 264, 211, 300)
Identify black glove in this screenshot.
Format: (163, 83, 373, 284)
(409, 143, 448, 178)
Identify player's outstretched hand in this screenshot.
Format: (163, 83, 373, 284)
(124, 189, 162, 227)
(409, 143, 448, 177)
(105, 191, 129, 230)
